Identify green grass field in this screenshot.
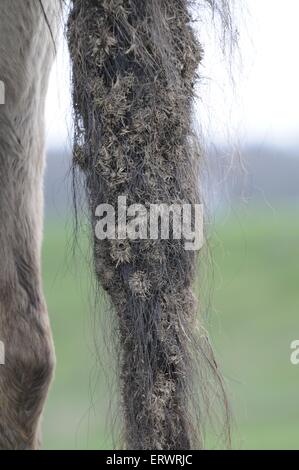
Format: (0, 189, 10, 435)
(41, 206, 299, 449)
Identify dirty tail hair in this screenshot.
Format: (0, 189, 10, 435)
(67, 0, 232, 450)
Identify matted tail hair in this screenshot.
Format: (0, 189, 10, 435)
(67, 0, 234, 450)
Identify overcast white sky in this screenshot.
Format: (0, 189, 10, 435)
(45, 0, 299, 151)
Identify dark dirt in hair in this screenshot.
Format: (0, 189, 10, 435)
(67, 0, 233, 450)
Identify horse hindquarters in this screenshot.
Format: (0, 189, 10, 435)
(0, 0, 61, 449)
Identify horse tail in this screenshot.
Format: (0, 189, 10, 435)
(67, 0, 232, 450)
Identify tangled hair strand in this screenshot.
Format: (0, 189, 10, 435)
(67, 0, 234, 450)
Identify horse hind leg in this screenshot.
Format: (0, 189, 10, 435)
(0, 0, 61, 450)
(0, 157, 55, 450)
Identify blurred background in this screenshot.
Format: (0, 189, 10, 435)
(42, 0, 299, 449)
